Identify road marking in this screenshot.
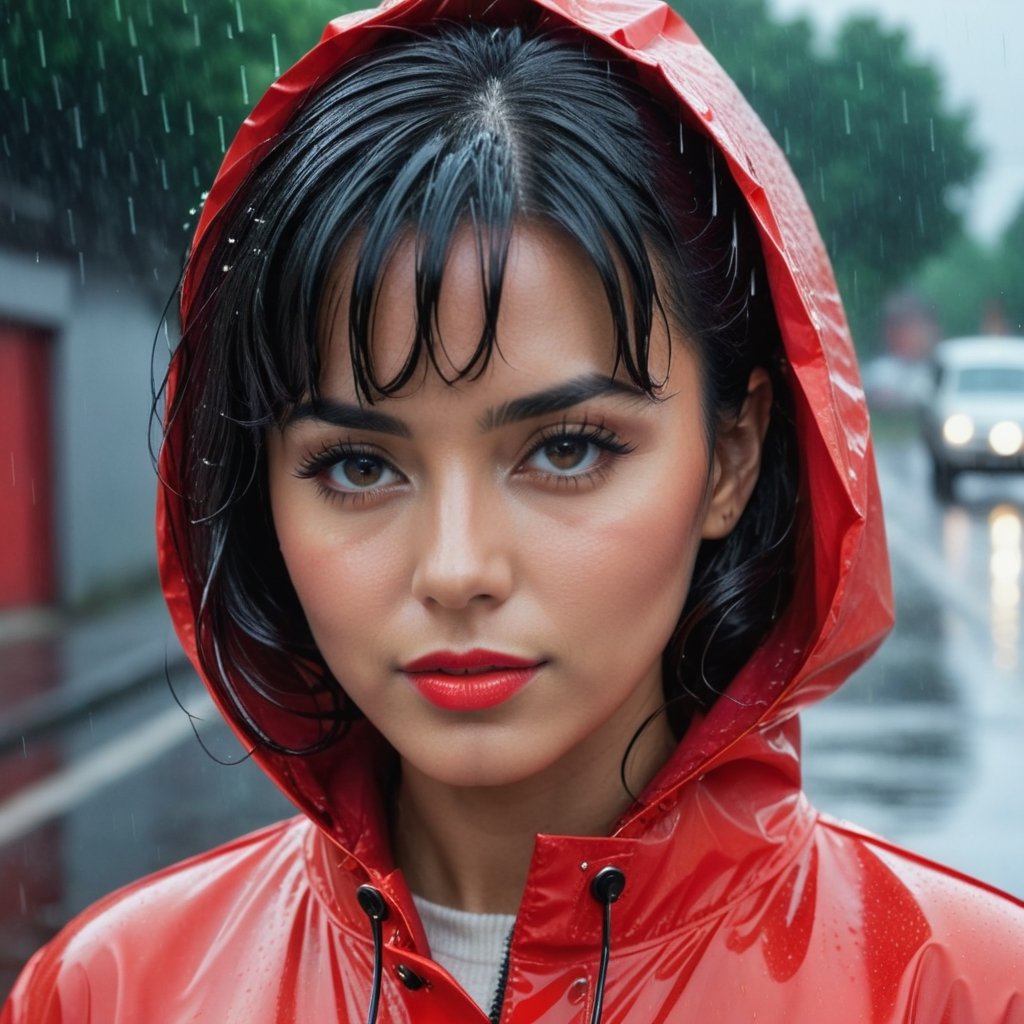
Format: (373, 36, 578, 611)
(0, 699, 212, 848)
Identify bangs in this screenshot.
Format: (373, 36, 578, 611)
(334, 160, 664, 403)
(205, 25, 674, 421)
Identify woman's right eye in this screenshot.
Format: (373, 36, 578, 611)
(294, 445, 404, 499)
(322, 454, 400, 493)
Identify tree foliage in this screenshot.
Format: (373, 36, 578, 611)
(679, 0, 981, 349)
(2, 0, 981, 335)
(914, 200, 1024, 337)
(0, 0, 353, 288)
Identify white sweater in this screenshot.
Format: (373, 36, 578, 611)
(412, 894, 516, 1013)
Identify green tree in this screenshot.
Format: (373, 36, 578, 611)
(0, 0, 353, 288)
(914, 200, 1024, 337)
(914, 234, 996, 337)
(994, 203, 1024, 333)
(679, 0, 981, 351)
(2, 0, 981, 331)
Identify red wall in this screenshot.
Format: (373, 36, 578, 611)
(0, 323, 54, 608)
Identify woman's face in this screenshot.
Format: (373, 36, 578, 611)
(266, 223, 759, 799)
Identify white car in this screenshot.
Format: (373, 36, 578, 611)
(861, 355, 933, 412)
(921, 336, 1024, 500)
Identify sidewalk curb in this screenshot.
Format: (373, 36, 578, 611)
(0, 646, 190, 756)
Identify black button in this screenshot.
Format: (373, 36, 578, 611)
(395, 964, 426, 990)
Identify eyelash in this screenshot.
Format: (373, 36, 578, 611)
(293, 420, 636, 504)
(521, 420, 636, 487)
(294, 441, 398, 505)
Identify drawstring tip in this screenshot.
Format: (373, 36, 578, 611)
(357, 885, 390, 1024)
(589, 866, 626, 905)
(589, 867, 626, 1024)
(357, 884, 390, 922)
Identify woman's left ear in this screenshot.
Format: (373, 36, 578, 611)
(701, 367, 773, 540)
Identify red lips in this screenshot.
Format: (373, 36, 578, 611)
(401, 649, 543, 711)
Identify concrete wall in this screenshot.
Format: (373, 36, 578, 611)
(0, 248, 164, 605)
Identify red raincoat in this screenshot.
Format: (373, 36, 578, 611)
(5, 0, 1023, 1020)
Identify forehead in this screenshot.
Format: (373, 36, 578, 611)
(317, 222, 666, 402)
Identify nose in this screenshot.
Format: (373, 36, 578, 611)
(410, 471, 513, 610)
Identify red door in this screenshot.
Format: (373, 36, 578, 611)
(0, 323, 55, 608)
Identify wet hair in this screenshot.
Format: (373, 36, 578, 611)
(161, 22, 798, 754)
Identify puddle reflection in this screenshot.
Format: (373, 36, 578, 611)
(804, 441, 1024, 896)
(802, 566, 967, 831)
(989, 505, 1021, 672)
(941, 504, 972, 578)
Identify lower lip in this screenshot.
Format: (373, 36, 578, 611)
(405, 667, 540, 711)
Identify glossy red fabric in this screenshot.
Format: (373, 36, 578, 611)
(5, 0, 1023, 1020)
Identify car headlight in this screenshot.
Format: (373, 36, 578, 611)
(989, 421, 1024, 456)
(942, 413, 974, 446)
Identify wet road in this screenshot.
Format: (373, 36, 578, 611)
(1, 434, 1022, 996)
(802, 435, 1024, 895)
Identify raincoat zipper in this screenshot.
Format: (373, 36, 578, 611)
(487, 927, 514, 1024)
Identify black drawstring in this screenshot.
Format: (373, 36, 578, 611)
(588, 866, 626, 1024)
(356, 885, 389, 1024)
(356, 871, 625, 1024)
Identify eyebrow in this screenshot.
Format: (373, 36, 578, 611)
(285, 373, 648, 436)
(285, 399, 412, 437)
(480, 374, 648, 431)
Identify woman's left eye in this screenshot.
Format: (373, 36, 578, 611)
(523, 427, 634, 479)
(526, 437, 602, 475)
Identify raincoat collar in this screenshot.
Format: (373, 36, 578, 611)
(300, 716, 818, 951)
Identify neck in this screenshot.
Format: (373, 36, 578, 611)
(391, 719, 675, 914)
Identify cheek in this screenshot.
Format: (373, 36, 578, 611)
(269, 487, 404, 655)
(526, 474, 709, 644)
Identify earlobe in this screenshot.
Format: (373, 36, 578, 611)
(701, 368, 773, 540)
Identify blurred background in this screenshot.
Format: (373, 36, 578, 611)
(2, 0, 1023, 996)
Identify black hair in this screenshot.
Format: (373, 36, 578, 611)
(161, 22, 798, 754)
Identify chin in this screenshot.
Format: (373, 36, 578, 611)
(400, 731, 562, 791)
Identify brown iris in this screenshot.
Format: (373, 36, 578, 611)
(543, 439, 590, 471)
(340, 456, 385, 487)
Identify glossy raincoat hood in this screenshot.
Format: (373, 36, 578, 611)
(160, 0, 893, 836)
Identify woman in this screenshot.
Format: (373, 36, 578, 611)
(4, 0, 1023, 1021)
